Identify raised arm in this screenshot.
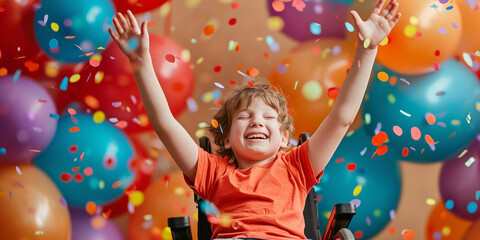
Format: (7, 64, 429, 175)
(109, 11, 199, 182)
(308, 0, 401, 176)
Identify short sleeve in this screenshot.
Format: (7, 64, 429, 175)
(183, 146, 229, 200)
(282, 140, 322, 191)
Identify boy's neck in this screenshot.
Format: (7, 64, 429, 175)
(235, 154, 277, 169)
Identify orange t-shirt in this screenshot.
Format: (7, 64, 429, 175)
(185, 140, 323, 240)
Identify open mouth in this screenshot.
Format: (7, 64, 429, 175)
(245, 133, 268, 140)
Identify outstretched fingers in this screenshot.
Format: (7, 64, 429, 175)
(372, 0, 387, 15)
(117, 12, 129, 32)
(385, 0, 399, 21)
(390, 12, 401, 27)
(127, 10, 140, 31)
(112, 17, 124, 35)
(108, 27, 119, 42)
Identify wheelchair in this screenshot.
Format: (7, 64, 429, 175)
(169, 133, 356, 240)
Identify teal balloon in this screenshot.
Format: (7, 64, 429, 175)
(326, 0, 354, 6)
(316, 126, 401, 239)
(362, 59, 480, 163)
(34, 0, 115, 63)
(35, 114, 135, 207)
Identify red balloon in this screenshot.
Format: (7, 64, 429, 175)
(102, 133, 155, 217)
(72, 34, 195, 133)
(0, 0, 42, 73)
(113, 0, 168, 14)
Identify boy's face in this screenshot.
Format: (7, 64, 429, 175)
(225, 97, 289, 165)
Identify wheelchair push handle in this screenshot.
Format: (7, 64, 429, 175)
(168, 216, 193, 240)
(321, 203, 356, 240)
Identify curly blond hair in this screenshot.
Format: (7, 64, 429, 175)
(208, 79, 294, 165)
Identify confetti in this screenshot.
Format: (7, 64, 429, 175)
(363, 38, 371, 48)
(86, 201, 97, 215)
(203, 24, 215, 36)
(214, 82, 225, 89)
(400, 110, 411, 117)
(231, 2, 239, 9)
(375, 145, 388, 156)
(438, 28, 447, 34)
(372, 131, 388, 146)
(70, 127, 80, 133)
(467, 202, 477, 213)
(212, 119, 219, 128)
(445, 199, 454, 209)
(60, 77, 68, 91)
(402, 147, 409, 157)
(463, 52, 473, 67)
(425, 134, 435, 145)
(393, 126, 403, 136)
(345, 22, 354, 32)
(59, 197, 67, 206)
(309, 22, 321, 35)
(165, 54, 176, 63)
(0, 147, 6, 155)
(228, 18, 237, 25)
(411, 127, 421, 141)
(465, 157, 475, 167)
(15, 166, 22, 175)
(402, 229, 415, 240)
(346, 163, 356, 171)
(377, 71, 389, 82)
(426, 198, 436, 206)
(426, 113, 436, 125)
(272, 0, 285, 12)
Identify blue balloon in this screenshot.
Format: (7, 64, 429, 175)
(362, 59, 480, 163)
(35, 113, 134, 208)
(34, 0, 115, 63)
(316, 126, 401, 239)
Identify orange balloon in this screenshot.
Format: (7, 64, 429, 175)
(425, 200, 472, 240)
(376, 0, 463, 75)
(127, 171, 197, 240)
(0, 164, 71, 240)
(462, 217, 480, 240)
(268, 39, 362, 139)
(456, 1, 480, 55)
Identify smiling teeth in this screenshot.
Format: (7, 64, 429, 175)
(246, 134, 267, 139)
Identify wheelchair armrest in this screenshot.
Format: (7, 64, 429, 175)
(320, 203, 356, 240)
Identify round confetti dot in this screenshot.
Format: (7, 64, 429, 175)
(302, 80, 322, 101)
(272, 0, 285, 12)
(83, 167, 93, 176)
(203, 24, 215, 36)
(425, 134, 435, 145)
(93, 111, 105, 123)
(60, 172, 72, 182)
(85, 201, 97, 215)
(426, 113, 436, 125)
(404, 25, 416, 37)
(129, 191, 145, 206)
(165, 54, 176, 63)
(267, 16, 284, 31)
(231, 2, 239, 9)
(363, 38, 371, 48)
(445, 199, 454, 210)
(91, 215, 106, 229)
(73, 172, 83, 182)
(346, 163, 356, 171)
(213, 65, 222, 73)
(376, 145, 388, 156)
(51, 22, 59, 32)
(212, 119, 219, 128)
(467, 202, 478, 213)
(402, 229, 415, 240)
(228, 18, 237, 25)
(438, 28, 447, 34)
(246, 67, 259, 76)
(402, 147, 409, 157)
(379, 37, 389, 46)
(310, 22, 321, 35)
(49, 38, 59, 50)
(410, 127, 421, 141)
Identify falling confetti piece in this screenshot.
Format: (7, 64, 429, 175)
(467, 202, 477, 213)
(411, 127, 421, 141)
(165, 54, 176, 63)
(363, 38, 371, 48)
(400, 110, 411, 117)
(86, 201, 97, 215)
(214, 82, 225, 89)
(375, 145, 388, 156)
(60, 76, 68, 91)
(346, 163, 356, 171)
(59, 197, 67, 206)
(377, 72, 389, 82)
(203, 24, 215, 36)
(438, 28, 447, 34)
(402, 147, 409, 157)
(231, 2, 240, 9)
(463, 52, 473, 67)
(112, 181, 122, 189)
(16, 166, 22, 175)
(467, 113, 471, 124)
(426, 198, 436, 206)
(212, 119, 219, 128)
(445, 199, 454, 209)
(345, 22, 354, 32)
(69, 127, 80, 132)
(309, 22, 321, 35)
(402, 229, 415, 240)
(372, 131, 388, 146)
(433, 62, 439, 71)
(465, 157, 475, 167)
(393, 126, 403, 136)
(272, 0, 285, 12)
(247, 81, 255, 87)
(228, 18, 237, 25)
(353, 185, 362, 196)
(425, 134, 435, 146)
(426, 113, 436, 125)
(246, 67, 259, 76)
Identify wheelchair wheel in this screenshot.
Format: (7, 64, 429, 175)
(334, 228, 355, 240)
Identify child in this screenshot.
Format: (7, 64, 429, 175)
(109, 0, 400, 239)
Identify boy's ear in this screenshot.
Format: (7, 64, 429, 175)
(280, 129, 289, 149)
(224, 137, 231, 149)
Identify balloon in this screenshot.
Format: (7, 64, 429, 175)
(127, 171, 197, 240)
(35, 113, 135, 208)
(425, 200, 472, 240)
(0, 164, 71, 240)
(456, 0, 480, 55)
(0, 0, 42, 73)
(102, 134, 155, 217)
(375, 0, 462, 75)
(439, 137, 480, 220)
(33, 0, 115, 63)
(266, 0, 349, 41)
(316, 126, 402, 239)
(268, 39, 362, 139)
(362, 59, 480, 163)
(70, 208, 124, 240)
(0, 75, 58, 163)
(113, 0, 168, 14)
(463, 217, 480, 240)
(72, 35, 195, 133)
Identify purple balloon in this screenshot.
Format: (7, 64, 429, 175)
(439, 136, 480, 220)
(267, 0, 348, 41)
(0, 74, 57, 163)
(70, 208, 124, 240)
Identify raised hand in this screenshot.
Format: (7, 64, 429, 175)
(108, 10, 149, 62)
(350, 0, 401, 49)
